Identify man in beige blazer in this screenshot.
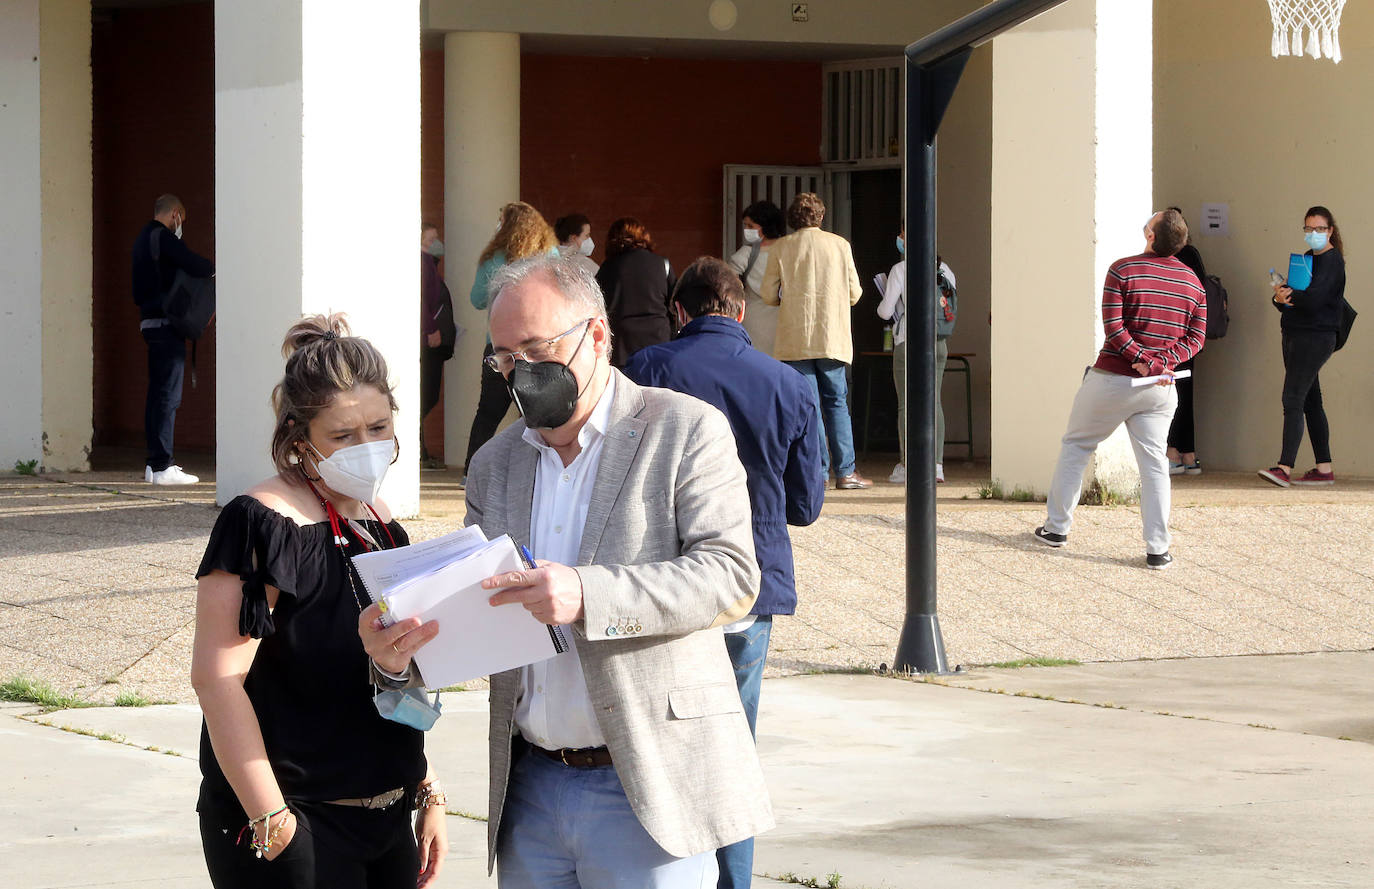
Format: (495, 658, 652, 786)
(759, 192, 872, 490)
(465, 254, 774, 887)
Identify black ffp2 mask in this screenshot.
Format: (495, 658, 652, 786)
(507, 359, 580, 429)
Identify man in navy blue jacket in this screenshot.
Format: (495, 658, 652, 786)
(625, 256, 824, 889)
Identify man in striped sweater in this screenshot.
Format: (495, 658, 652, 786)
(1033, 209, 1207, 569)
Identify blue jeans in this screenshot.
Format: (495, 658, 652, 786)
(786, 359, 856, 478)
(716, 616, 773, 889)
(498, 744, 718, 889)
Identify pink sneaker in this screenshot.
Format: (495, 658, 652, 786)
(1258, 467, 1291, 488)
(1293, 468, 1335, 486)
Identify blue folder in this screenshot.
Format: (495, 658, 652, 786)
(1287, 253, 1313, 290)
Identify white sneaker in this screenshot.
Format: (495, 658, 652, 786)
(888, 463, 906, 484)
(149, 464, 199, 485)
(936, 463, 945, 484)
(144, 465, 153, 483)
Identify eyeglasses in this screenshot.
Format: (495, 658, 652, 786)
(484, 318, 592, 374)
(1302, 225, 1331, 234)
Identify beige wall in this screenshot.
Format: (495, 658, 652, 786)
(1155, 0, 1373, 475)
(40, 0, 92, 472)
(935, 45, 992, 460)
(427, 0, 983, 48)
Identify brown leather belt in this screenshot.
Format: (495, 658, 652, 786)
(533, 745, 613, 768)
(325, 786, 407, 809)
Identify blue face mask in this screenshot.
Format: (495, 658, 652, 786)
(1305, 231, 1329, 251)
(896, 236, 905, 255)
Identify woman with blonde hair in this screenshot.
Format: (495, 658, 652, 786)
(192, 313, 447, 887)
(462, 201, 559, 482)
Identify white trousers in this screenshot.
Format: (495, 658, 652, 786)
(1043, 369, 1178, 555)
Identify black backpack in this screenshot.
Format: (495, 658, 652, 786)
(149, 228, 216, 341)
(1202, 273, 1228, 340)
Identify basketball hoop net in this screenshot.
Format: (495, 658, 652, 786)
(1268, 0, 1347, 63)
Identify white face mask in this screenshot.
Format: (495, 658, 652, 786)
(174, 221, 184, 239)
(742, 228, 761, 244)
(309, 439, 393, 504)
(579, 237, 595, 257)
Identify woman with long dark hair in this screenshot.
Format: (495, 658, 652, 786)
(1260, 205, 1347, 487)
(595, 217, 675, 366)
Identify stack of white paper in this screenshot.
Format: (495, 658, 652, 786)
(351, 529, 568, 688)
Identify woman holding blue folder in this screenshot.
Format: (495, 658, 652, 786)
(1260, 206, 1346, 487)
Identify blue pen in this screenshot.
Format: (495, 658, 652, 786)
(518, 543, 538, 570)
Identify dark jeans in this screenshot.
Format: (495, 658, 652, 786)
(464, 342, 512, 472)
(716, 615, 773, 889)
(143, 325, 186, 472)
(199, 798, 417, 889)
(419, 345, 447, 458)
(1279, 330, 1337, 467)
(1166, 357, 1196, 454)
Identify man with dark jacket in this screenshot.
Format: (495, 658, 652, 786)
(625, 256, 825, 889)
(130, 194, 214, 485)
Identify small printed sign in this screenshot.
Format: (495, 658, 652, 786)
(1200, 202, 1229, 237)
(792, 3, 809, 22)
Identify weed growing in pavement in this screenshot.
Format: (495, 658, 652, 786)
(982, 657, 1081, 669)
(975, 479, 1003, 500)
(1080, 478, 1138, 507)
(1008, 485, 1039, 502)
(13, 459, 39, 475)
(446, 809, 488, 822)
(113, 690, 168, 707)
(1, 676, 94, 711)
(768, 872, 844, 888)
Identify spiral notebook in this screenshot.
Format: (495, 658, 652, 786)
(351, 529, 570, 688)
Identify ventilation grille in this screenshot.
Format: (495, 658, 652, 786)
(822, 58, 904, 165)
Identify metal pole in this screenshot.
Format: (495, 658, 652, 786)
(893, 57, 948, 674)
(893, 0, 1072, 674)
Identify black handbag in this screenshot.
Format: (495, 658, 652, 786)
(1334, 297, 1357, 351)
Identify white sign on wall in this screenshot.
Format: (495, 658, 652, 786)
(1199, 202, 1230, 237)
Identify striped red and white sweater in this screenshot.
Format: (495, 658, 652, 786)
(1094, 252, 1207, 377)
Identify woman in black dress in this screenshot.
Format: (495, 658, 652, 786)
(1260, 206, 1347, 487)
(595, 217, 675, 366)
(191, 314, 447, 887)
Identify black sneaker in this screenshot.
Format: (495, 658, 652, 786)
(1033, 526, 1067, 547)
(1146, 552, 1173, 570)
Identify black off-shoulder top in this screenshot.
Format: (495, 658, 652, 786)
(194, 495, 426, 819)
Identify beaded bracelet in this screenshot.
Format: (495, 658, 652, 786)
(237, 805, 289, 859)
(414, 782, 447, 811)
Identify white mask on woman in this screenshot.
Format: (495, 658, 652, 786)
(742, 228, 761, 245)
(579, 237, 595, 257)
(309, 439, 393, 504)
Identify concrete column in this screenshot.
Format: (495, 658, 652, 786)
(0, 0, 92, 474)
(989, 0, 1152, 497)
(215, 0, 421, 513)
(442, 31, 520, 471)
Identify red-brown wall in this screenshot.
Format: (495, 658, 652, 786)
(517, 54, 823, 273)
(92, 3, 216, 454)
(90, 37, 820, 461)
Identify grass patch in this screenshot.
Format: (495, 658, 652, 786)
(1, 676, 93, 712)
(438, 684, 467, 693)
(982, 657, 1081, 669)
(974, 479, 1039, 502)
(113, 689, 160, 707)
(1007, 485, 1038, 502)
(13, 458, 39, 475)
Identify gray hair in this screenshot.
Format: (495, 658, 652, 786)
(488, 254, 608, 322)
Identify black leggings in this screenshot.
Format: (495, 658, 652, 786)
(1279, 330, 1337, 467)
(200, 800, 417, 889)
(465, 342, 513, 472)
(1166, 357, 1196, 454)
